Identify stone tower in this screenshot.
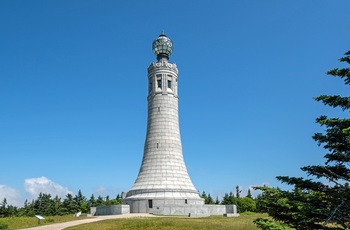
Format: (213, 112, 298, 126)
(123, 33, 204, 213)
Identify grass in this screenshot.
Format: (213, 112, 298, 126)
(0, 215, 90, 230)
(65, 213, 268, 230)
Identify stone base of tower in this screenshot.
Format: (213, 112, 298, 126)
(123, 198, 204, 213)
(123, 196, 239, 217)
(123, 189, 204, 212)
(122, 199, 238, 217)
(92, 203, 239, 217)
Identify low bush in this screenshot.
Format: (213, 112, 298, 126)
(254, 218, 296, 230)
(0, 221, 8, 230)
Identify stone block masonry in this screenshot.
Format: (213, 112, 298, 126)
(123, 37, 204, 211)
(93, 204, 239, 218)
(121, 33, 238, 217)
(94, 205, 130, 215)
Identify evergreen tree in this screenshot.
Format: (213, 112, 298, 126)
(63, 193, 78, 214)
(0, 198, 7, 217)
(6, 205, 18, 217)
(206, 193, 215, 204)
(200, 191, 208, 201)
(235, 185, 241, 198)
(255, 188, 272, 213)
(105, 195, 111, 205)
(221, 193, 230, 205)
(255, 50, 350, 229)
(74, 190, 86, 205)
(52, 195, 64, 215)
(115, 194, 122, 204)
(246, 189, 253, 199)
(215, 196, 220, 205)
(95, 195, 104, 206)
(221, 192, 236, 205)
(33, 193, 54, 216)
(221, 190, 256, 212)
(88, 194, 96, 208)
(74, 189, 87, 212)
(19, 199, 34, 216)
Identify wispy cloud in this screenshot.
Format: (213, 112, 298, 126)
(24, 176, 73, 200)
(0, 184, 22, 207)
(93, 186, 106, 196)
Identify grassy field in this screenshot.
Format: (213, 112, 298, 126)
(65, 213, 268, 230)
(0, 213, 267, 229)
(0, 215, 90, 230)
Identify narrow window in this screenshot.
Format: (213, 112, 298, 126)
(158, 107, 160, 112)
(148, 200, 153, 208)
(185, 199, 188, 204)
(156, 143, 159, 148)
(168, 80, 171, 88)
(156, 75, 162, 90)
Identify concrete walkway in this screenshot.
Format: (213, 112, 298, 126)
(18, 213, 154, 230)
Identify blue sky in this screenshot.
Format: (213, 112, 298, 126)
(1, 0, 350, 206)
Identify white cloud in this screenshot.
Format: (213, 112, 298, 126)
(24, 176, 73, 200)
(0, 185, 22, 207)
(93, 186, 106, 196)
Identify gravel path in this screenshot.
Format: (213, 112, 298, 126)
(18, 213, 154, 230)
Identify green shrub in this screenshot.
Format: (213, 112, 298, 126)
(0, 221, 8, 230)
(236, 197, 256, 212)
(241, 211, 257, 215)
(254, 218, 296, 230)
(45, 218, 55, 223)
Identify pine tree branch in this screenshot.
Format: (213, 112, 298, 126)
(276, 176, 328, 191)
(303, 165, 350, 185)
(314, 95, 350, 110)
(326, 51, 350, 84)
(339, 50, 350, 64)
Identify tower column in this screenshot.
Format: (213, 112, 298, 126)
(123, 33, 203, 213)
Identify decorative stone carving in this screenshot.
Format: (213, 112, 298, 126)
(148, 60, 178, 74)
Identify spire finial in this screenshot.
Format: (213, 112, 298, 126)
(162, 29, 165, 35)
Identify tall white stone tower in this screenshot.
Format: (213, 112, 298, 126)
(123, 33, 204, 213)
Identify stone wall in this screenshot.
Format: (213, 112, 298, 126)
(151, 204, 238, 217)
(93, 204, 239, 217)
(94, 205, 130, 216)
(151, 205, 226, 217)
